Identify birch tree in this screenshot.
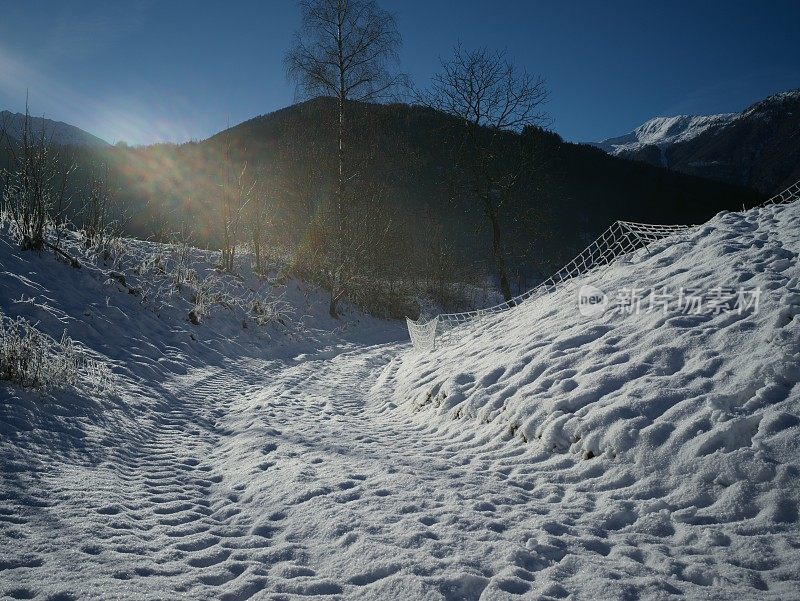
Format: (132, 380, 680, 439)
(285, 0, 403, 317)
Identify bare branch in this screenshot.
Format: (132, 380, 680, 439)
(416, 45, 550, 303)
(284, 0, 404, 104)
(418, 45, 549, 133)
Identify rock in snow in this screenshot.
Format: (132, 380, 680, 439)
(1, 200, 799, 599)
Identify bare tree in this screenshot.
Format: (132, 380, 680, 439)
(284, 0, 403, 317)
(82, 162, 115, 249)
(218, 129, 254, 273)
(419, 46, 548, 303)
(1, 101, 77, 266)
(247, 166, 275, 274)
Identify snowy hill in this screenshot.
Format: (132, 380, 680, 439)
(0, 110, 109, 147)
(1, 200, 798, 599)
(593, 113, 738, 161)
(380, 200, 800, 598)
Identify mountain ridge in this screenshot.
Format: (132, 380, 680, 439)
(589, 89, 800, 194)
(0, 110, 110, 147)
(593, 113, 738, 160)
(110, 97, 761, 280)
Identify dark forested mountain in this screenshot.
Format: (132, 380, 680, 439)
(171, 99, 761, 276)
(592, 90, 800, 195)
(1, 98, 762, 290)
(0, 110, 109, 147)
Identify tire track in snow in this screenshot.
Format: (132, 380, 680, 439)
(210, 347, 602, 599)
(1, 361, 288, 600)
(4, 342, 796, 599)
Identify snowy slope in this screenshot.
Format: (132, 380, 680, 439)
(594, 113, 737, 159)
(0, 228, 415, 599)
(383, 200, 800, 597)
(0, 110, 109, 147)
(740, 89, 800, 120)
(1, 202, 799, 600)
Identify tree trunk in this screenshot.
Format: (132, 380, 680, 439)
(486, 201, 514, 304)
(332, 7, 346, 320)
(329, 292, 339, 319)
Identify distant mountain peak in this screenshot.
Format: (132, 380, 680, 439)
(740, 88, 800, 119)
(593, 113, 738, 160)
(0, 110, 109, 147)
(587, 89, 800, 194)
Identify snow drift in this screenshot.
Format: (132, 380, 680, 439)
(384, 200, 800, 595)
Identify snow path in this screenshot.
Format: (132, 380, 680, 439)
(8, 338, 793, 600)
(3, 204, 799, 599)
(4, 345, 550, 600)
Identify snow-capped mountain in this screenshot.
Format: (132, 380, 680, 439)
(0, 110, 109, 147)
(590, 89, 800, 195)
(594, 113, 738, 160)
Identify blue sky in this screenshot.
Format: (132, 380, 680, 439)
(1, 0, 797, 145)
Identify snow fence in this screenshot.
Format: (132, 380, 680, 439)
(407, 180, 800, 352)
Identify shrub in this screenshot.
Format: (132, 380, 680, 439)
(250, 296, 292, 326)
(1, 107, 72, 252)
(0, 312, 114, 392)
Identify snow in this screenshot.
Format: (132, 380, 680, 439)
(593, 113, 737, 161)
(388, 201, 800, 597)
(592, 89, 800, 161)
(1, 201, 799, 599)
(740, 89, 800, 121)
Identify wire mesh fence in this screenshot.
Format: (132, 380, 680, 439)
(407, 180, 800, 352)
(761, 180, 800, 207)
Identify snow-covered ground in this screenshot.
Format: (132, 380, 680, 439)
(1, 201, 799, 600)
(389, 201, 800, 598)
